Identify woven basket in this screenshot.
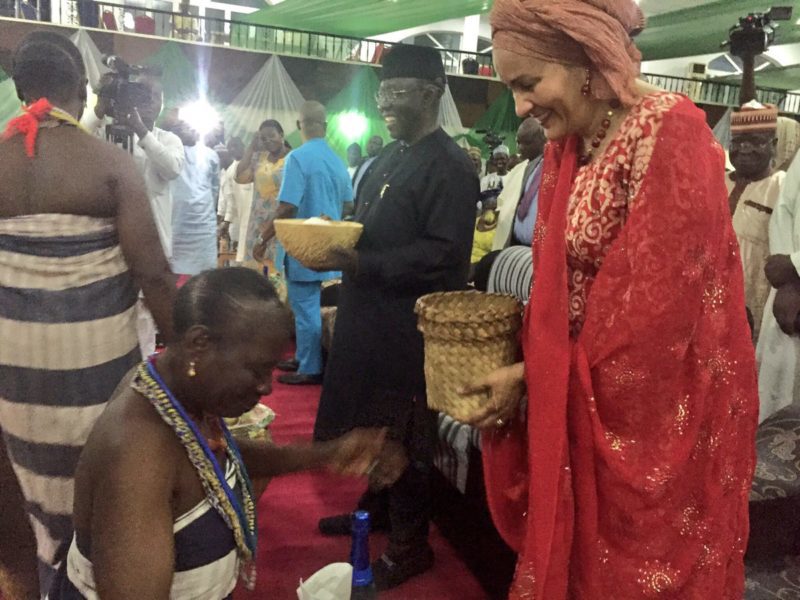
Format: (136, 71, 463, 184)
(416, 291, 523, 423)
(275, 219, 363, 270)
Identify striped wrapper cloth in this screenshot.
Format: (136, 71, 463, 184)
(0, 214, 141, 595)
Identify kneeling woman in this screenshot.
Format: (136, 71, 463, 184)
(50, 268, 399, 599)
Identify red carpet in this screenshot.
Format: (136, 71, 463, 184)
(235, 373, 489, 600)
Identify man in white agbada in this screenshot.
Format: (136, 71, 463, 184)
(170, 121, 220, 276)
(82, 74, 184, 356)
(725, 101, 784, 340)
(757, 149, 800, 422)
(218, 137, 254, 257)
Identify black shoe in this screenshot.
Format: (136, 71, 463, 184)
(372, 544, 434, 591)
(277, 372, 323, 385)
(318, 513, 391, 537)
(277, 358, 299, 372)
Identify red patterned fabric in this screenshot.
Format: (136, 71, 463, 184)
(483, 93, 758, 599)
(1, 98, 54, 157)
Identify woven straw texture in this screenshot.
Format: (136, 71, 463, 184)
(274, 219, 363, 269)
(416, 291, 523, 422)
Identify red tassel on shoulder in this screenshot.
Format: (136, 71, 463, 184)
(2, 98, 54, 157)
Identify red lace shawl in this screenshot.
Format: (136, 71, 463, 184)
(482, 93, 758, 599)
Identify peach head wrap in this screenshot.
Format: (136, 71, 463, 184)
(491, 0, 646, 106)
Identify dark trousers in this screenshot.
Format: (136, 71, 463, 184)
(358, 394, 437, 550)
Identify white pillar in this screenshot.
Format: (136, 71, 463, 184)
(461, 14, 480, 53)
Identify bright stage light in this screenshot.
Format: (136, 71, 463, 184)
(178, 100, 220, 138)
(337, 111, 368, 142)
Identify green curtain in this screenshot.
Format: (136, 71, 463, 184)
(0, 68, 22, 131)
(241, 0, 490, 38)
(465, 89, 521, 157)
(145, 42, 201, 113)
(322, 66, 388, 160)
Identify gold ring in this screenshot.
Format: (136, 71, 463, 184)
(496, 418, 505, 427)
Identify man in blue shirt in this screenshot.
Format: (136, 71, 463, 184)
(255, 101, 353, 385)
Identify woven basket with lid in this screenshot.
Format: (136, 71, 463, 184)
(415, 291, 523, 423)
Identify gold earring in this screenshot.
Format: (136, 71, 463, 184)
(187, 361, 197, 377)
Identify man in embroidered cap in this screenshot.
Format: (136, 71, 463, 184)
(726, 100, 784, 346)
(311, 44, 479, 590)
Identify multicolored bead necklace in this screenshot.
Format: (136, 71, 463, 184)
(132, 359, 258, 589)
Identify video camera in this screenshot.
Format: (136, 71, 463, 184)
(475, 128, 505, 152)
(98, 55, 162, 150)
(724, 6, 793, 58)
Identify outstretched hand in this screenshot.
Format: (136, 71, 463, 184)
(459, 362, 526, 430)
(328, 427, 387, 477)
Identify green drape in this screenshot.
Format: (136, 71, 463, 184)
(465, 89, 521, 157)
(144, 42, 201, 112)
(0, 68, 22, 131)
(321, 66, 388, 160)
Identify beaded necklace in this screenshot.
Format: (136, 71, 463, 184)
(131, 359, 258, 589)
(2, 98, 89, 157)
(578, 100, 622, 166)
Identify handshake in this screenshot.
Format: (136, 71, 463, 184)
(326, 428, 408, 489)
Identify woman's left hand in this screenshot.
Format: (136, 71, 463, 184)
(460, 362, 526, 430)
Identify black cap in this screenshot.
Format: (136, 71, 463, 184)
(381, 44, 446, 85)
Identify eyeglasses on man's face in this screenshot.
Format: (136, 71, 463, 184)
(374, 89, 414, 105)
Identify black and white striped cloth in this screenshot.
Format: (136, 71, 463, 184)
(487, 245, 533, 303)
(48, 461, 241, 600)
(0, 214, 140, 594)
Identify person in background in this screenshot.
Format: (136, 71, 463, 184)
(173, 0, 198, 41)
(481, 144, 510, 191)
(775, 115, 800, 172)
(255, 102, 353, 386)
(352, 134, 384, 201)
(83, 71, 184, 357)
(466, 146, 483, 175)
(47, 268, 405, 600)
(0, 31, 176, 596)
(726, 101, 784, 341)
(346, 142, 362, 179)
(235, 120, 289, 272)
(312, 45, 477, 591)
(218, 137, 250, 253)
(465, 0, 758, 597)
(758, 149, 800, 421)
(471, 191, 500, 269)
(170, 120, 220, 276)
(493, 117, 547, 250)
(506, 152, 523, 172)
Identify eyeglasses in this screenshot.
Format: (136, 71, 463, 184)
(374, 89, 412, 105)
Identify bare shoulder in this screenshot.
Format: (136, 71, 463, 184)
(84, 376, 182, 476)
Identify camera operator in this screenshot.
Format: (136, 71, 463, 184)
(82, 73, 184, 356)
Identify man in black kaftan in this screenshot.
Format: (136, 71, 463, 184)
(312, 45, 479, 591)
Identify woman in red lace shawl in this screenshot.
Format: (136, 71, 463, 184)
(462, 1, 758, 598)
